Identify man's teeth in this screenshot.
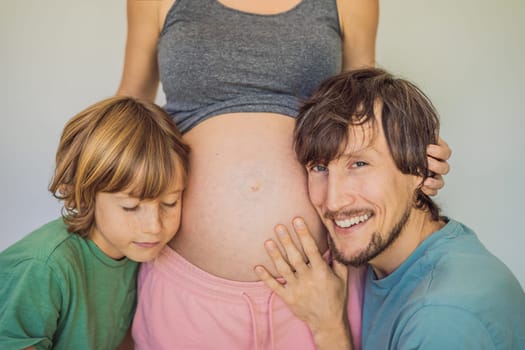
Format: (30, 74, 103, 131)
(335, 214, 370, 228)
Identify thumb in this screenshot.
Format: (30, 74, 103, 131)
(333, 259, 349, 283)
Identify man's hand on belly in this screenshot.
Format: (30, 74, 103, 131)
(254, 217, 353, 350)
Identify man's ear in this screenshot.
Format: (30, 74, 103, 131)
(413, 173, 425, 192)
(411, 174, 426, 208)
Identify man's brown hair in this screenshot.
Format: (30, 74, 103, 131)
(295, 68, 441, 220)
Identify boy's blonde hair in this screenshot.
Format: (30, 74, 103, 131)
(49, 96, 190, 237)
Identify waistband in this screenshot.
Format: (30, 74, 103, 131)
(153, 246, 286, 304)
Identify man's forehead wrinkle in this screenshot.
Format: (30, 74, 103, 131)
(337, 143, 379, 164)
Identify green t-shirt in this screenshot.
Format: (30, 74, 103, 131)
(0, 218, 139, 349)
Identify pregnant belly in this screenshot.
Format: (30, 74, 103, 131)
(170, 113, 326, 281)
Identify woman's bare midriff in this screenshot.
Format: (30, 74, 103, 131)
(169, 113, 326, 281)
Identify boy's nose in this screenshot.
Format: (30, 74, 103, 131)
(142, 206, 162, 234)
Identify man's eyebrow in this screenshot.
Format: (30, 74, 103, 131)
(339, 145, 378, 160)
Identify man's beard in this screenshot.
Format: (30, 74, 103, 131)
(328, 206, 411, 268)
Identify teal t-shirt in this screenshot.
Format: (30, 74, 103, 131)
(362, 219, 525, 349)
(0, 218, 139, 349)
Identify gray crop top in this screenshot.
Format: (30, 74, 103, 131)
(158, 0, 342, 133)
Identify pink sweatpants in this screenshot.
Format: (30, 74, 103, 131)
(132, 247, 364, 349)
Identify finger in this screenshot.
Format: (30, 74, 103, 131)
(264, 239, 297, 279)
(422, 174, 444, 196)
(427, 155, 450, 176)
(292, 217, 325, 267)
(427, 138, 452, 161)
(254, 265, 286, 294)
(275, 225, 309, 273)
(437, 137, 452, 157)
(422, 189, 438, 197)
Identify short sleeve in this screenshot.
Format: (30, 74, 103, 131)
(395, 306, 496, 350)
(0, 259, 63, 349)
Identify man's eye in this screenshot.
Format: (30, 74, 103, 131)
(352, 161, 368, 168)
(309, 164, 328, 173)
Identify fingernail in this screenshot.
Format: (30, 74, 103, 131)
(254, 266, 264, 275)
(276, 226, 286, 236)
(265, 241, 276, 250)
(294, 218, 304, 228)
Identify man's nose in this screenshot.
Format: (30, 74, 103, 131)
(325, 173, 356, 212)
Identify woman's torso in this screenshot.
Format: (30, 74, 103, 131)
(160, 0, 343, 280)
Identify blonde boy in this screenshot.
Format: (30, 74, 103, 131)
(0, 96, 189, 349)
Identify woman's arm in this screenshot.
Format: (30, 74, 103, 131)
(116, 0, 163, 100)
(337, 0, 450, 194)
(337, 0, 379, 70)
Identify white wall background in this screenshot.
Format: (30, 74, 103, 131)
(1, 0, 524, 288)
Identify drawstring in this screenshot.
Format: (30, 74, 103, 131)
(242, 291, 277, 350)
(242, 292, 260, 350)
(267, 291, 276, 350)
